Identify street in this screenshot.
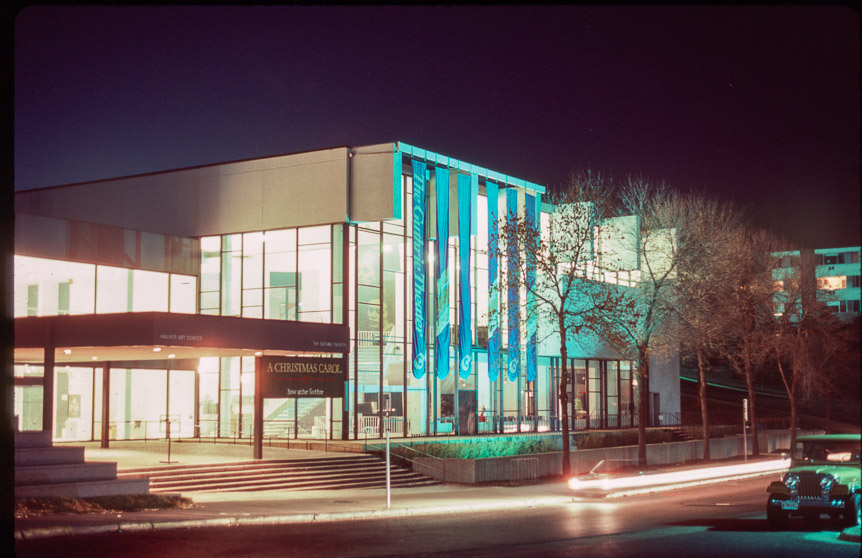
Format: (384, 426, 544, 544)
(15, 476, 860, 557)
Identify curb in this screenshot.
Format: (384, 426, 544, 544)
(15, 495, 575, 540)
(599, 469, 784, 498)
(838, 526, 861, 543)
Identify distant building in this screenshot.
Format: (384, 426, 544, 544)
(773, 247, 862, 320)
(13, 142, 680, 447)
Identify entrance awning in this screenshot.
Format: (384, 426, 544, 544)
(14, 312, 350, 364)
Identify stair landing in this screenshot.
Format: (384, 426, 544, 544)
(14, 431, 150, 499)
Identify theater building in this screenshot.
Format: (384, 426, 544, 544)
(13, 142, 680, 447)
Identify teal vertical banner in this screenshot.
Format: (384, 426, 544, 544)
(525, 193, 538, 382)
(435, 167, 451, 380)
(457, 173, 473, 379)
(487, 182, 500, 382)
(411, 160, 427, 379)
(470, 173, 479, 236)
(506, 188, 520, 382)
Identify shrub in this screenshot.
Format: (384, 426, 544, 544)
(391, 437, 560, 460)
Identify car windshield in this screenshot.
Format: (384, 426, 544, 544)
(791, 440, 861, 464)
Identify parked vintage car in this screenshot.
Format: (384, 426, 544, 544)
(766, 433, 861, 529)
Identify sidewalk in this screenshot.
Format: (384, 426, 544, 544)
(13, 442, 861, 543)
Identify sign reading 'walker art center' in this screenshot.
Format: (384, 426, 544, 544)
(260, 356, 347, 398)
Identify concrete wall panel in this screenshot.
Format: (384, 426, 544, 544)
(14, 148, 353, 237)
(350, 143, 398, 223)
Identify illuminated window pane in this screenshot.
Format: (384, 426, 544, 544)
(14, 256, 96, 317)
(131, 269, 169, 312)
(96, 266, 130, 313)
(170, 274, 197, 313)
(298, 244, 331, 318)
(298, 225, 330, 245)
(168, 370, 196, 438)
(817, 276, 847, 290)
(243, 232, 264, 290)
(358, 230, 380, 287)
(221, 252, 242, 316)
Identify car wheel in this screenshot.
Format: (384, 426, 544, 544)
(845, 493, 861, 527)
(767, 498, 789, 529)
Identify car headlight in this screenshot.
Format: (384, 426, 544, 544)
(784, 473, 800, 490)
(820, 474, 835, 491)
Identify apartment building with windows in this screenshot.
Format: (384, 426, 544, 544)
(773, 247, 862, 319)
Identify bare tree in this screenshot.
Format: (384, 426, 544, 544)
(674, 196, 745, 460)
(819, 316, 861, 431)
(494, 170, 621, 476)
(716, 227, 780, 457)
(589, 176, 689, 466)
(771, 249, 846, 449)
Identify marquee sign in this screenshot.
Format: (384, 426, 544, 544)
(260, 356, 347, 398)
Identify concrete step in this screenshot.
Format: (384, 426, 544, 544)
(127, 462, 394, 483)
(144, 467, 426, 492)
(671, 428, 696, 442)
(15, 461, 118, 486)
(120, 457, 373, 476)
(14, 431, 53, 449)
(15, 446, 85, 467)
(15, 477, 151, 499)
(14, 433, 154, 500)
(150, 475, 440, 493)
(197, 476, 441, 493)
(120, 455, 440, 493)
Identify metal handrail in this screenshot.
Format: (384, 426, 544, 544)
(364, 439, 446, 475)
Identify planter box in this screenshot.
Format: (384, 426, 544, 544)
(414, 452, 562, 484)
(412, 429, 820, 483)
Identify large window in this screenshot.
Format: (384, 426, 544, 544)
(14, 255, 195, 318)
(200, 225, 335, 324)
(264, 229, 298, 320)
(14, 257, 95, 316)
(298, 226, 332, 323)
(817, 276, 847, 291)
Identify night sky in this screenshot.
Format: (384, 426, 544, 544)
(13, 5, 860, 248)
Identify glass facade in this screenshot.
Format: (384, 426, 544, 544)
(13, 214, 202, 441)
(196, 225, 340, 439)
(13, 150, 641, 442)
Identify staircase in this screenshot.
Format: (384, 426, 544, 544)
(15, 431, 150, 499)
(670, 427, 697, 442)
(263, 399, 324, 438)
(119, 454, 441, 493)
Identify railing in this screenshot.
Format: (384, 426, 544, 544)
(360, 415, 410, 436)
(84, 410, 793, 445)
(363, 437, 446, 478)
(90, 418, 194, 442)
(510, 457, 539, 482)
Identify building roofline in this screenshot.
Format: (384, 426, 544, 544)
(16, 141, 547, 196)
(13, 144, 358, 194)
(397, 142, 546, 195)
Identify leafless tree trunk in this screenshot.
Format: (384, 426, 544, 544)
(494, 171, 620, 477)
(696, 345, 710, 460)
(558, 317, 571, 476)
(742, 357, 760, 456)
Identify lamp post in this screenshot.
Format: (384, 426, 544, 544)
(385, 397, 391, 509)
(743, 398, 749, 462)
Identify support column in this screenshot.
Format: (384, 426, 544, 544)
(342, 222, 350, 440)
(101, 362, 111, 448)
(41, 325, 55, 437)
(193, 365, 200, 438)
(253, 356, 263, 460)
